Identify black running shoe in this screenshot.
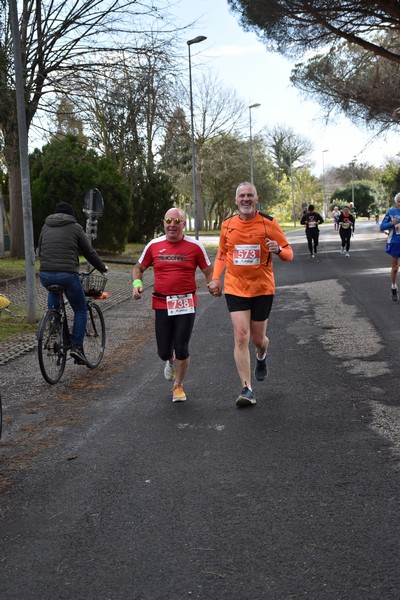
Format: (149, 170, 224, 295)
(236, 387, 256, 407)
(254, 354, 268, 381)
(391, 287, 399, 302)
(70, 345, 88, 365)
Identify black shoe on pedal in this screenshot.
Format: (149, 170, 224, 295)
(70, 345, 87, 365)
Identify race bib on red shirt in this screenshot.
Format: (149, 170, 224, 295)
(166, 293, 195, 316)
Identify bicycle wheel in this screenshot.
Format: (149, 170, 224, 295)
(37, 310, 67, 384)
(84, 302, 106, 369)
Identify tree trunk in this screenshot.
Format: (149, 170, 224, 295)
(5, 129, 25, 258)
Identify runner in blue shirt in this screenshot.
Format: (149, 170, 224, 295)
(380, 192, 400, 301)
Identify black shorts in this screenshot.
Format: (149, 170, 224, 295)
(224, 294, 274, 321)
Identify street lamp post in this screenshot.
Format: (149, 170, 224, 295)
(350, 157, 356, 209)
(187, 35, 207, 240)
(322, 149, 328, 217)
(288, 147, 296, 228)
(249, 103, 261, 185)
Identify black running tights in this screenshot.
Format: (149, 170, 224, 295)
(155, 309, 196, 361)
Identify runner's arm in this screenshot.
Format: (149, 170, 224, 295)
(380, 214, 396, 232)
(132, 262, 146, 299)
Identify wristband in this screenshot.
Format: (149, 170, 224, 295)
(132, 279, 143, 288)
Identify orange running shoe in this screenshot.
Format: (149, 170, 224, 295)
(172, 383, 186, 403)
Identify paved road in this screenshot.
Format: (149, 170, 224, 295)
(1, 220, 400, 600)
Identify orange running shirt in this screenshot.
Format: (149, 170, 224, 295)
(212, 212, 293, 297)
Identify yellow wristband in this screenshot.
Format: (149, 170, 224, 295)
(132, 279, 143, 288)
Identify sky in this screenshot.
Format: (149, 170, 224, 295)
(172, 0, 400, 177)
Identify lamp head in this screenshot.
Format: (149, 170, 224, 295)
(249, 103, 261, 109)
(187, 36, 207, 45)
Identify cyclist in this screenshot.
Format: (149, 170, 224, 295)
(38, 202, 108, 365)
(132, 207, 213, 403)
(208, 181, 294, 407)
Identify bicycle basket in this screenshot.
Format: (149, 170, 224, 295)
(82, 272, 107, 297)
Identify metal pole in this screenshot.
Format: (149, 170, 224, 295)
(249, 108, 253, 184)
(322, 149, 328, 217)
(187, 36, 207, 240)
(8, 0, 37, 322)
(249, 103, 260, 184)
(351, 158, 356, 207)
(289, 149, 296, 228)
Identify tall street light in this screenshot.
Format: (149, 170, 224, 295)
(350, 157, 356, 208)
(322, 149, 328, 217)
(249, 103, 261, 185)
(187, 35, 207, 240)
(289, 147, 296, 228)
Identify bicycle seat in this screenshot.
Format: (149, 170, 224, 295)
(46, 284, 65, 293)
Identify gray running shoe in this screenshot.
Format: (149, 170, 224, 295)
(236, 387, 256, 407)
(164, 360, 175, 381)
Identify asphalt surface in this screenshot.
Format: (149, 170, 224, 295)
(1, 221, 400, 600)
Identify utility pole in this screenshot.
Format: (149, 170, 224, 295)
(187, 35, 207, 239)
(8, 0, 37, 322)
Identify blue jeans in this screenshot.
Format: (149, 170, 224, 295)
(39, 272, 87, 347)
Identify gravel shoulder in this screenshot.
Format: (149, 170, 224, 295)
(0, 265, 155, 510)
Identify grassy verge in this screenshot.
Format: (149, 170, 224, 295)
(0, 308, 37, 341)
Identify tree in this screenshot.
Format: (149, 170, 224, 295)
(182, 73, 247, 230)
(291, 38, 400, 128)
(379, 160, 400, 208)
(227, 1, 400, 132)
(264, 126, 313, 176)
(30, 136, 131, 252)
(70, 41, 178, 240)
(331, 181, 383, 216)
(158, 107, 192, 184)
(1, 0, 172, 257)
(199, 133, 281, 228)
(227, 1, 400, 65)
(129, 171, 174, 243)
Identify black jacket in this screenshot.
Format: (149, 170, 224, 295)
(38, 213, 106, 273)
(300, 211, 324, 230)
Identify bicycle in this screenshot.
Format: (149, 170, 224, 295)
(37, 269, 108, 384)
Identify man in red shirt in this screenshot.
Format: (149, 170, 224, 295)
(208, 182, 294, 407)
(132, 208, 213, 402)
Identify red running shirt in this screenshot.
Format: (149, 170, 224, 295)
(138, 235, 211, 309)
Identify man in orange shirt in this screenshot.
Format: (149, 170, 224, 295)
(208, 182, 294, 407)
